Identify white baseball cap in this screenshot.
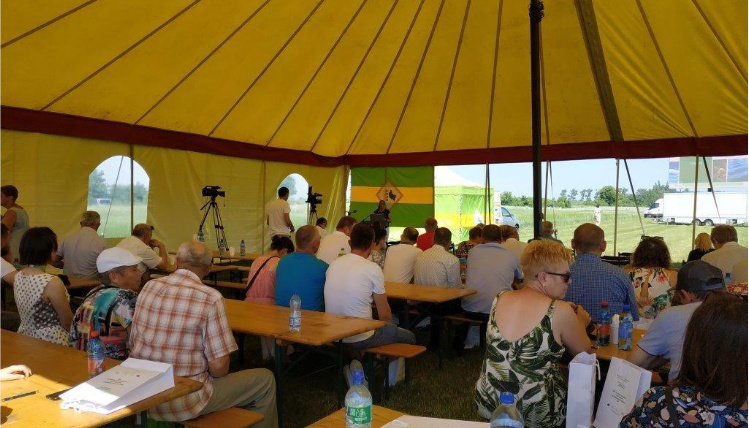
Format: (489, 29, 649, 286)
(96, 248, 143, 273)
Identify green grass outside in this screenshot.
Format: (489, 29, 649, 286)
(88, 204, 147, 238)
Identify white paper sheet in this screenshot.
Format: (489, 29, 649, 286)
(382, 415, 489, 428)
(593, 357, 651, 428)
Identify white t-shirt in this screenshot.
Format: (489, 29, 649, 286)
(324, 253, 385, 343)
(1, 258, 16, 281)
(316, 225, 329, 239)
(701, 241, 749, 278)
(317, 231, 351, 265)
(383, 243, 422, 283)
(501, 238, 528, 260)
(267, 199, 291, 237)
(116, 236, 162, 271)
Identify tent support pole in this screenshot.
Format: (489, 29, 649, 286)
(262, 161, 267, 252)
(691, 155, 699, 247)
(530, 0, 544, 239)
(130, 144, 134, 231)
(702, 156, 721, 221)
(613, 159, 620, 256)
(485, 163, 490, 225)
(623, 159, 645, 236)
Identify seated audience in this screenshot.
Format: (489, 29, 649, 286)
(368, 228, 388, 269)
(416, 217, 438, 251)
(627, 260, 725, 381)
(621, 293, 747, 427)
(475, 240, 591, 425)
(69, 248, 142, 359)
(1, 185, 29, 261)
(117, 223, 173, 273)
(540, 220, 563, 244)
(687, 232, 713, 262)
(55, 211, 107, 278)
(315, 217, 329, 239)
(456, 226, 483, 259)
(14, 227, 73, 345)
(414, 228, 461, 288)
(701, 224, 748, 278)
(0, 365, 31, 382)
(245, 236, 295, 305)
(462, 225, 523, 315)
(130, 241, 277, 426)
(565, 223, 639, 323)
(324, 223, 416, 350)
(383, 227, 421, 283)
(499, 225, 526, 259)
(317, 216, 357, 264)
(623, 237, 677, 319)
(276, 226, 328, 311)
(1, 224, 16, 286)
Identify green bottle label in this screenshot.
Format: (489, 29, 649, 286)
(346, 405, 372, 424)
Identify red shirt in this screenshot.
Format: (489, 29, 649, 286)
(416, 231, 435, 251)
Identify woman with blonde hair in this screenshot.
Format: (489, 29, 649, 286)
(687, 232, 713, 262)
(475, 240, 592, 427)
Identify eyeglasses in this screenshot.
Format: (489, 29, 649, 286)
(544, 272, 572, 283)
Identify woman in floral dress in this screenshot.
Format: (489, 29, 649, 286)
(624, 237, 677, 319)
(475, 240, 592, 427)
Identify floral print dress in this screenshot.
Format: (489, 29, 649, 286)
(629, 267, 673, 319)
(620, 385, 747, 427)
(475, 292, 566, 427)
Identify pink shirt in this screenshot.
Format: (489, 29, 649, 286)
(244, 255, 280, 305)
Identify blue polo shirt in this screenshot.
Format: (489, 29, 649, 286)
(275, 252, 328, 311)
(566, 253, 639, 323)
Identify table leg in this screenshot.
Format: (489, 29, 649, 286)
(274, 341, 284, 428)
(336, 341, 345, 407)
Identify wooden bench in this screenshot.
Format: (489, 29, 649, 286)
(362, 343, 426, 400)
(180, 408, 264, 428)
(444, 314, 487, 349)
(202, 279, 246, 299)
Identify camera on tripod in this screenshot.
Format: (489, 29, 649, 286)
(306, 186, 322, 206)
(202, 185, 225, 199)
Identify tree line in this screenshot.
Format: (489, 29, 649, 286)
(500, 181, 670, 208)
(88, 169, 149, 205)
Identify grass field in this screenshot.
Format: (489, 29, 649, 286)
(89, 204, 147, 238)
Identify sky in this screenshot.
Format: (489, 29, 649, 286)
(96, 156, 149, 186)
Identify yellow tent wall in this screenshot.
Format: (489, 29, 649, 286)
(1, 130, 347, 252)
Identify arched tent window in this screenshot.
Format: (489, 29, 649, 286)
(277, 173, 310, 228)
(87, 156, 149, 239)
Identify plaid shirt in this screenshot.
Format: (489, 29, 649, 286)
(565, 253, 639, 323)
(129, 269, 237, 421)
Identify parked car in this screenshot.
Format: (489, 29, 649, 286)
(494, 206, 520, 229)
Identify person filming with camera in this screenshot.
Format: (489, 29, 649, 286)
(267, 187, 295, 240)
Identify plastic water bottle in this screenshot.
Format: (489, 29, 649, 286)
(289, 294, 302, 332)
(12, 258, 20, 270)
(197, 228, 205, 243)
(218, 239, 225, 256)
(338, 247, 346, 258)
(725, 272, 732, 285)
(597, 299, 611, 347)
(618, 304, 633, 351)
(490, 392, 524, 428)
(345, 370, 372, 428)
(87, 331, 106, 378)
(240, 239, 246, 257)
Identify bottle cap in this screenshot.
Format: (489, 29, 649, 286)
(499, 392, 514, 405)
(353, 370, 365, 386)
(90, 331, 99, 338)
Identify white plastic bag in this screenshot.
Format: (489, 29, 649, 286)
(566, 352, 599, 428)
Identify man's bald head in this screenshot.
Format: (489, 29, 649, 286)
(401, 227, 419, 244)
(541, 221, 555, 236)
(176, 240, 213, 277)
(572, 223, 606, 254)
(295, 225, 320, 253)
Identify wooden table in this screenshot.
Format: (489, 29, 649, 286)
(67, 276, 101, 290)
(306, 406, 404, 428)
(385, 282, 476, 303)
(592, 329, 647, 361)
(0, 331, 202, 428)
(212, 251, 261, 262)
(226, 300, 385, 428)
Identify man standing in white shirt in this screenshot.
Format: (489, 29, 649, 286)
(54, 211, 107, 278)
(1, 224, 16, 285)
(701, 225, 748, 278)
(315, 217, 329, 239)
(316, 216, 357, 264)
(499, 225, 527, 260)
(383, 227, 422, 283)
(266, 187, 295, 239)
(116, 224, 174, 273)
(324, 223, 415, 350)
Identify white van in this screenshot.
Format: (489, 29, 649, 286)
(494, 207, 520, 229)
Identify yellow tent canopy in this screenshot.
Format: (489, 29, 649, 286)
(2, 0, 746, 166)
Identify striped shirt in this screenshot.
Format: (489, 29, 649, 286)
(129, 269, 237, 421)
(565, 253, 639, 323)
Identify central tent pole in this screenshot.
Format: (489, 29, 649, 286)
(530, 0, 544, 239)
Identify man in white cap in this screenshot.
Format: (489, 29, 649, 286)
(68, 247, 143, 360)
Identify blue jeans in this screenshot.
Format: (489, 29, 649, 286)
(346, 322, 416, 350)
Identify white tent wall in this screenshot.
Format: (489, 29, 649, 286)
(1, 130, 347, 253)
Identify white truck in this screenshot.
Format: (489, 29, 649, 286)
(644, 192, 748, 225)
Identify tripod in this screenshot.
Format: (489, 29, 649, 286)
(308, 202, 319, 225)
(199, 196, 227, 249)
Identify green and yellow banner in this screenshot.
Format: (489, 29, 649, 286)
(350, 166, 434, 228)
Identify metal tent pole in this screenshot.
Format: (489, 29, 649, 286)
(130, 144, 134, 231)
(691, 155, 700, 247)
(613, 159, 620, 256)
(485, 163, 490, 225)
(530, 0, 544, 239)
(623, 159, 645, 237)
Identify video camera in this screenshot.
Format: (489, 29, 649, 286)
(306, 186, 322, 206)
(202, 185, 226, 199)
